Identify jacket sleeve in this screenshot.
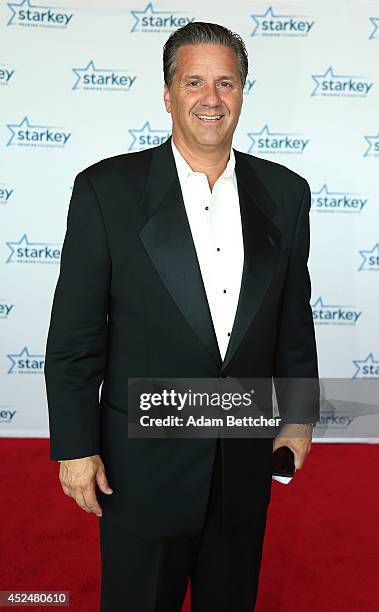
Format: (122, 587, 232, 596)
(44, 170, 111, 460)
(273, 180, 320, 424)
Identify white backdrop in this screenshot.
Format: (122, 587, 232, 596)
(1, 1, 378, 440)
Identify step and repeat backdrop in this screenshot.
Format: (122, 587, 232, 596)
(1, 1, 378, 441)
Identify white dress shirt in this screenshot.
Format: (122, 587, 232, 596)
(171, 139, 244, 361)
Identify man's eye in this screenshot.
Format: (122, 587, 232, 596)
(189, 80, 201, 87)
(219, 81, 232, 88)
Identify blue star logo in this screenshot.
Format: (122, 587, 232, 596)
(310, 184, 361, 205)
(131, 2, 185, 33)
(311, 184, 345, 198)
(7, 0, 46, 26)
(5, 233, 60, 263)
(6, 116, 62, 147)
(128, 121, 170, 152)
(7, 346, 44, 374)
(8, 0, 30, 25)
(363, 132, 379, 157)
(369, 17, 379, 39)
(247, 124, 301, 154)
(311, 297, 353, 310)
(310, 66, 359, 97)
(358, 243, 379, 271)
(72, 60, 97, 90)
(6, 116, 31, 146)
(352, 353, 379, 379)
(251, 6, 314, 37)
(251, 6, 290, 36)
(7, 0, 73, 28)
(71, 60, 135, 90)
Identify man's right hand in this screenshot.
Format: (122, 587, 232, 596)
(59, 454, 113, 517)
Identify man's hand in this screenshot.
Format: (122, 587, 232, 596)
(59, 454, 113, 517)
(273, 423, 313, 470)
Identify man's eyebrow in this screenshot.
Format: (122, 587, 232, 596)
(182, 74, 237, 81)
(217, 75, 237, 81)
(182, 74, 204, 80)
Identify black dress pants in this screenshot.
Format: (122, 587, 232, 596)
(99, 439, 268, 611)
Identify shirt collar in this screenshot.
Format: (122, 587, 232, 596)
(171, 138, 235, 185)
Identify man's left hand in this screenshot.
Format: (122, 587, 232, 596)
(273, 423, 313, 470)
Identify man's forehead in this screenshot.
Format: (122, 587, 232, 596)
(175, 45, 239, 75)
(177, 44, 237, 62)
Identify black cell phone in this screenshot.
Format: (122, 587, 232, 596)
(272, 446, 296, 477)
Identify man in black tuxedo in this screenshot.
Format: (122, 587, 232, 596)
(44, 22, 319, 611)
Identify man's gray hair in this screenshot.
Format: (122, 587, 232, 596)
(163, 22, 248, 88)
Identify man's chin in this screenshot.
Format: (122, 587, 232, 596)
(193, 133, 227, 148)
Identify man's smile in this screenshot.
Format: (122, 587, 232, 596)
(194, 114, 224, 122)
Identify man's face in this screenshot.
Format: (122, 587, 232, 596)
(163, 43, 243, 151)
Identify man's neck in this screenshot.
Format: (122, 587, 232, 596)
(172, 134, 231, 191)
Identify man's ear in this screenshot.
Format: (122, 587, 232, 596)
(163, 84, 171, 113)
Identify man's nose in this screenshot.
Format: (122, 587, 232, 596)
(199, 83, 222, 107)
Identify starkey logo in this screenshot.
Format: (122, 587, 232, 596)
(128, 121, 170, 151)
(311, 184, 368, 214)
(247, 124, 309, 155)
(5, 234, 61, 264)
(72, 60, 137, 92)
(312, 297, 362, 326)
(7, 346, 44, 374)
(7, 0, 73, 28)
(0, 64, 15, 85)
(0, 183, 14, 205)
(352, 353, 379, 379)
(6, 116, 71, 148)
(130, 2, 195, 33)
(311, 67, 374, 98)
(251, 6, 315, 37)
(363, 132, 379, 157)
(358, 243, 379, 271)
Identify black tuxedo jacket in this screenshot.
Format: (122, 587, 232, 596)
(44, 136, 319, 538)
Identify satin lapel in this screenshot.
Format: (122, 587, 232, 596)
(139, 138, 222, 369)
(219, 150, 283, 373)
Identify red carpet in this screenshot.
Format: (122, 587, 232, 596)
(0, 440, 378, 611)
